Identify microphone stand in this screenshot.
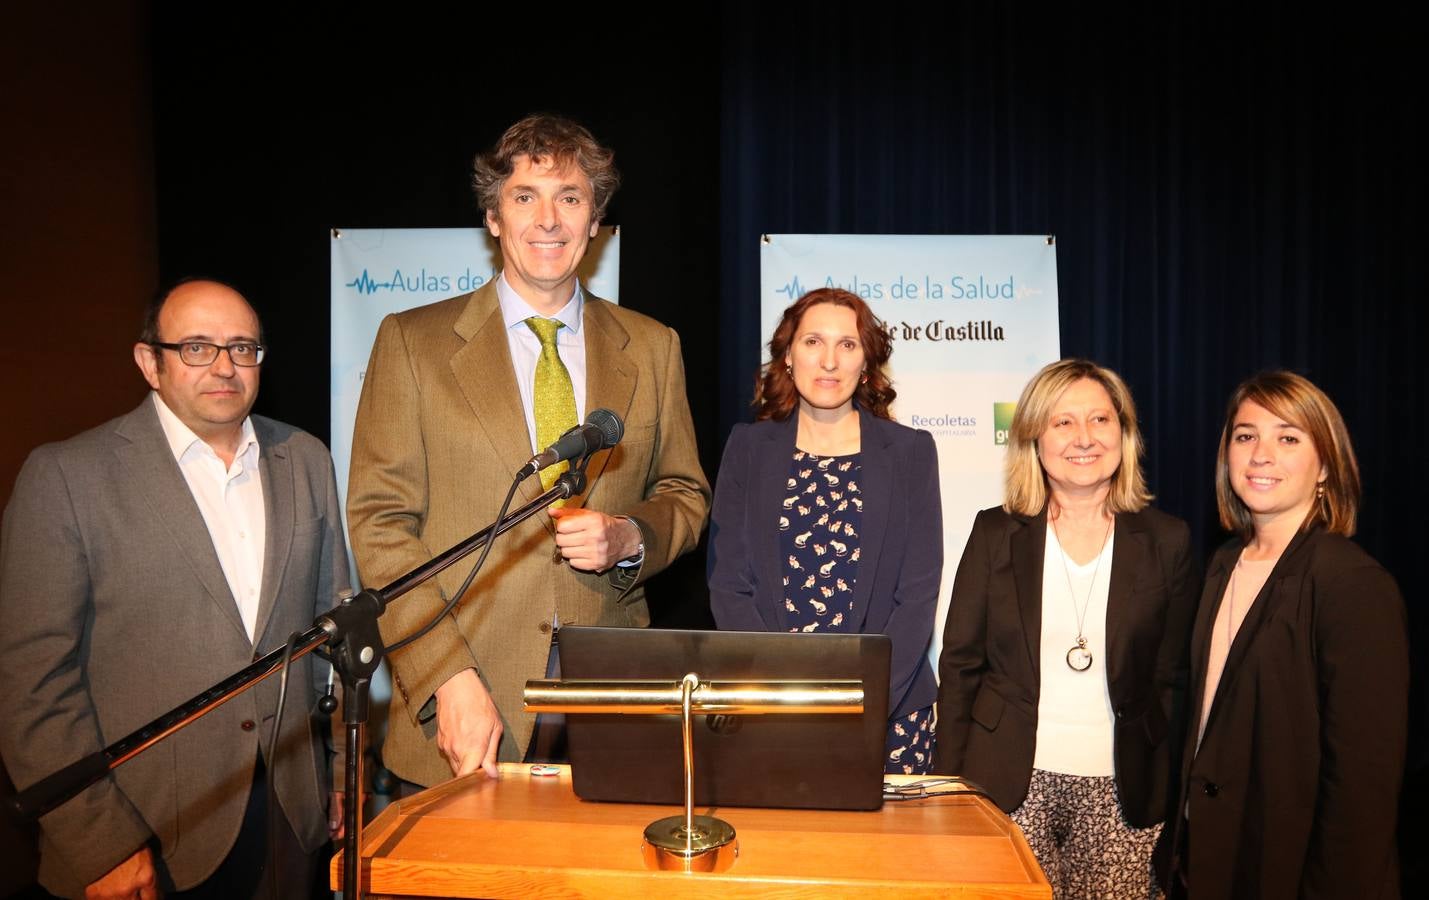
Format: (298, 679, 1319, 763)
(6, 462, 591, 900)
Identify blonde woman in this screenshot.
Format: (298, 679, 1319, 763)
(938, 359, 1197, 897)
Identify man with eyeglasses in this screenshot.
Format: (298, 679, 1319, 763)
(0, 278, 350, 899)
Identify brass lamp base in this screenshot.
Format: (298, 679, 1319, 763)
(523, 670, 866, 877)
(641, 814, 738, 872)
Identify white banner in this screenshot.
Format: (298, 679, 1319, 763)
(329, 226, 622, 513)
(760, 234, 1060, 666)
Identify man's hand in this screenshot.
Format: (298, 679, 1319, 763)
(550, 508, 641, 571)
(434, 668, 502, 779)
(329, 789, 365, 840)
(85, 846, 157, 900)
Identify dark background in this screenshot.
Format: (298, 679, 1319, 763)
(3, 3, 1423, 893)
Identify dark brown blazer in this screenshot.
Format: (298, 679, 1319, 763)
(1163, 526, 1407, 899)
(936, 505, 1198, 827)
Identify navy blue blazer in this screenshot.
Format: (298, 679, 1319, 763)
(706, 407, 943, 716)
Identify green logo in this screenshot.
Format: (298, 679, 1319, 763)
(993, 402, 1016, 446)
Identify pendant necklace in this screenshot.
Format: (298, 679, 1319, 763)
(1225, 546, 1279, 647)
(1226, 556, 1242, 648)
(1051, 513, 1113, 672)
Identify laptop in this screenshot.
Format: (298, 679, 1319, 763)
(557, 626, 891, 811)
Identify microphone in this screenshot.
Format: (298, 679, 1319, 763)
(519, 408, 624, 478)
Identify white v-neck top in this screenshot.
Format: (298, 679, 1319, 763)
(1033, 522, 1116, 776)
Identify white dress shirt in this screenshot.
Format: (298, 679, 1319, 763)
(152, 393, 266, 642)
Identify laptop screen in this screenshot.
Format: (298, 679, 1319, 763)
(558, 626, 891, 811)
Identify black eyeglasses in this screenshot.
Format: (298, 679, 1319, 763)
(150, 341, 266, 367)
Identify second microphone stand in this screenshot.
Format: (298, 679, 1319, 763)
(327, 462, 589, 898)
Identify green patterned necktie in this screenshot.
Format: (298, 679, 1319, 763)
(525, 316, 578, 498)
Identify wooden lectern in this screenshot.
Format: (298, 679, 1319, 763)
(334, 764, 1050, 898)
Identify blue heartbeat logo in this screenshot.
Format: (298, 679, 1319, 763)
(345, 269, 395, 295)
(775, 276, 807, 299)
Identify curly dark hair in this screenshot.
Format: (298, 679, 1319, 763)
(472, 114, 620, 224)
(752, 287, 895, 421)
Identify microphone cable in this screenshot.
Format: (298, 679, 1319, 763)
(264, 630, 302, 900)
(306, 467, 532, 862)
(880, 775, 994, 803)
(385, 471, 524, 654)
(385, 407, 620, 653)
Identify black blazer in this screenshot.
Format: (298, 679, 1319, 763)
(936, 505, 1198, 827)
(706, 407, 943, 716)
(1163, 526, 1407, 899)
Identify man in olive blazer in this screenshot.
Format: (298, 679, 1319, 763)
(347, 115, 708, 790)
(347, 278, 709, 787)
(0, 281, 349, 898)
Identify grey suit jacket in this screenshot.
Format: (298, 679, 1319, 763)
(0, 398, 350, 897)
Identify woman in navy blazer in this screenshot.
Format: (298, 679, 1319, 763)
(707, 288, 943, 774)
